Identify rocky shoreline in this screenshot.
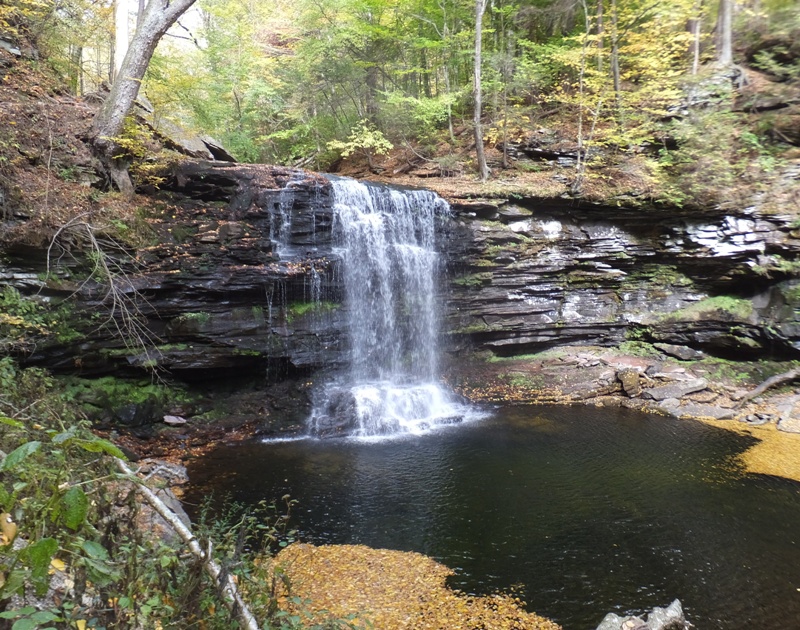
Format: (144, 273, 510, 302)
(445, 343, 800, 482)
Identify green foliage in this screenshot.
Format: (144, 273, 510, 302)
(327, 120, 394, 161)
(0, 360, 126, 610)
(108, 117, 173, 188)
(501, 372, 544, 389)
(0, 360, 363, 628)
(174, 311, 212, 326)
(692, 356, 759, 384)
(656, 104, 781, 206)
(752, 255, 800, 278)
(61, 374, 193, 421)
(382, 92, 459, 142)
(0, 286, 83, 353)
(617, 341, 661, 358)
(662, 296, 754, 322)
(286, 301, 338, 323)
(452, 272, 492, 287)
(0, 0, 51, 40)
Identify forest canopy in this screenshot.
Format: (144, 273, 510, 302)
(1, 0, 798, 196)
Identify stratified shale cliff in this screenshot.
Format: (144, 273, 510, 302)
(2, 160, 800, 428)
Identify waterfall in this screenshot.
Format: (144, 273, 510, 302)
(309, 177, 468, 438)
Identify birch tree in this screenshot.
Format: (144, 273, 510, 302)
(716, 0, 733, 66)
(92, 0, 197, 195)
(473, 0, 489, 182)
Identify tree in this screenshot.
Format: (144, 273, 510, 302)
(473, 0, 489, 182)
(716, 0, 733, 65)
(91, 0, 197, 195)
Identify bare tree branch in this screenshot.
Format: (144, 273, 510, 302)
(115, 458, 260, 630)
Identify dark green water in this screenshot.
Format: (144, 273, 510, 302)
(184, 405, 800, 629)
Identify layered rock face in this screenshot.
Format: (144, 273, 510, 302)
(4, 163, 346, 380)
(4, 161, 800, 387)
(443, 197, 800, 360)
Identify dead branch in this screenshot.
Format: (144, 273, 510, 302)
(115, 458, 260, 630)
(46, 216, 164, 370)
(734, 366, 800, 407)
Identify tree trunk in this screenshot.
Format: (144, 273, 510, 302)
(688, 16, 702, 74)
(716, 0, 733, 66)
(115, 459, 260, 630)
(92, 0, 197, 195)
(365, 64, 380, 125)
(610, 0, 620, 100)
(596, 0, 604, 72)
(473, 0, 489, 182)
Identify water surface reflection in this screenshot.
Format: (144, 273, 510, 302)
(185, 405, 800, 629)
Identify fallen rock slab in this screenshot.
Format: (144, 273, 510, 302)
(667, 404, 737, 420)
(653, 343, 704, 361)
(643, 379, 708, 401)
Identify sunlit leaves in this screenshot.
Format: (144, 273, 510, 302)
(0, 441, 41, 472)
(273, 543, 563, 629)
(61, 486, 89, 531)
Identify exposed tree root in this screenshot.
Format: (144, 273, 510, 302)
(734, 366, 800, 407)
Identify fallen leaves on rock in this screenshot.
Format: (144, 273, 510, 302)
(269, 543, 562, 630)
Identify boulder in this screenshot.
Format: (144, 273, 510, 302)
(646, 599, 690, 630)
(618, 368, 642, 397)
(596, 613, 626, 630)
(595, 599, 690, 630)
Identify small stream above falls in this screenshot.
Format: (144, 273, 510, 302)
(308, 177, 475, 437)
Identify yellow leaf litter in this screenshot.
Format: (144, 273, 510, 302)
(270, 543, 562, 630)
(699, 417, 800, 481)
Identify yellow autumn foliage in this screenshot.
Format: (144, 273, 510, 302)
(269, 543, 562, 630)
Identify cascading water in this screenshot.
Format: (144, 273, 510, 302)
(309, 177, 470, 438)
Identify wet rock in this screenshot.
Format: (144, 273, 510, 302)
(602, 356, 654, 373)
(596, 614, 647, 630)
(667, 404, 736, 420)
(496, 205, 533, 221)
(595, 599, 690, 630)
(446, 191, 800, 362)
(309, 389, 364, 437)
(0, 39, 21, 56)
(646, 599, 690, 630)
(618, 368, 642, 397)
(643, 378, 708, 401)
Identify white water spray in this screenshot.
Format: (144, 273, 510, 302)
(309, 177, 469, 438)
